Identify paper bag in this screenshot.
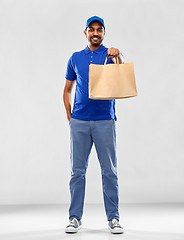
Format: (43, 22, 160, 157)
(89, 57, 137, 99)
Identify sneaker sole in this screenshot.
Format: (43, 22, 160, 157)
(65, 225, 82, 233)
(108, 226, 124, 234)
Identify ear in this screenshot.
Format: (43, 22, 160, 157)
(84, 30, 87, 38)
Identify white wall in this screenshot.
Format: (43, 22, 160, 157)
(0, 0, 184, 204)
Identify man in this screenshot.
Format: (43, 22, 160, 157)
(63, 16, 124, 234)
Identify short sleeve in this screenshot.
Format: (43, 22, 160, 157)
(65, 55, 77, 81)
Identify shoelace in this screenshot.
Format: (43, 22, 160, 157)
(112, 218, 119, 227)
(69, 218, 78, 227)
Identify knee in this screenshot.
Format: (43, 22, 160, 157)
(71, 168, 86, 178)
(101, 167, 118, 178)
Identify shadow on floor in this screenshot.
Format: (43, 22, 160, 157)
(1, 228, 184, 240)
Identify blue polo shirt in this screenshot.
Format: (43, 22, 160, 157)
(65, 44, 117, 121)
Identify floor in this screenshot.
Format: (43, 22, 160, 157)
(0, 203, 184, 240)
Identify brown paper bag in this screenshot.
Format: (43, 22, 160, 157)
(89, 57, 137, 99)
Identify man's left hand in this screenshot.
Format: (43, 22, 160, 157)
(107, 47, 120, 58)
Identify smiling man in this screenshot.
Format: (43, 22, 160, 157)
(63, 16, 124, 234)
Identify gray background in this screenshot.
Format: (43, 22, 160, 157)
(0, 0, 184, 205)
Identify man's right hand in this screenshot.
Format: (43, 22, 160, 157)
(67, 114, 71, 122)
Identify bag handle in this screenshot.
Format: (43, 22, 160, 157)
(104, 52, 125, 65)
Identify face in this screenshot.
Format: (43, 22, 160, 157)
(84, 21, 105, 47)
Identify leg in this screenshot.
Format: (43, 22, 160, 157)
(92, 119, 119, 221)
(69, 119, 93, 220)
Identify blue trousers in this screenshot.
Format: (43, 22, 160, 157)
(68, 118, 119, 221)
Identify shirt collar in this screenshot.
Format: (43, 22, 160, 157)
(84, 44, 106, 54)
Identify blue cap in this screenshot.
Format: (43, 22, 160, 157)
(85, 16, 105, 30)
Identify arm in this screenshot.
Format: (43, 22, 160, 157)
(63, 79, 75, 122)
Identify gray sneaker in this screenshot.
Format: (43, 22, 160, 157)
(65, 218, 82, 233)
(108, 218, 124, 234)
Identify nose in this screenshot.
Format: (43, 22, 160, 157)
(94, 29, 98, 35)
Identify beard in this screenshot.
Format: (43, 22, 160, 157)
(89, 36, 103, 46)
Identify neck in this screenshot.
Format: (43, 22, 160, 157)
(88, 44, 102, 51)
